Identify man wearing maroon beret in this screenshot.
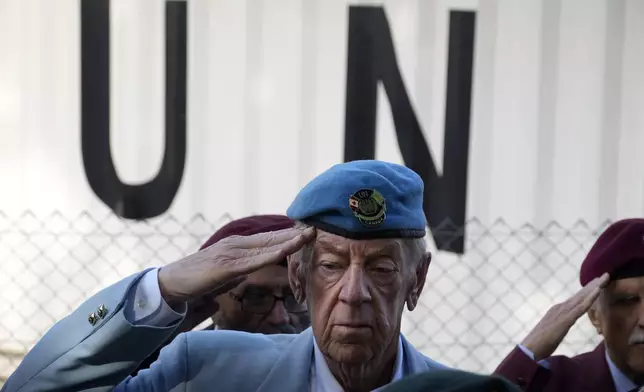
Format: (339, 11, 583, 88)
(133, 214, 310, 375)
(195, 214, 310, 335)
(495, 218, 644, 392)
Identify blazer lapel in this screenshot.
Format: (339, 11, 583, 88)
(256, 327, 315, 392)
(582, 343, 617, 392)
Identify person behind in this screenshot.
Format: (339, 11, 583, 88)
(194, 214, 310, 334)
(3, 160, 448, 392)
(133, 214, 310, 374)
(379, 369, 521, 392)
(495, 218, 644, 392)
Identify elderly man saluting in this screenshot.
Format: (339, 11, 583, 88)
(496, 218, 644, 392)
(2, 160, 446, 392)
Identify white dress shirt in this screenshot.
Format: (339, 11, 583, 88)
(519, 344, 638, 392)
(124, 269, 186, 325)
(310, 336, 404, 392)
(605, 349, 638, 392)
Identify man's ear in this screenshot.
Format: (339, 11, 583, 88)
(287, 253, 306, 304)
(406, 252, 431, 311)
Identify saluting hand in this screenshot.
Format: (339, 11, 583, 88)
(520, 273, 610, 362)
(158, 226, 316, 308)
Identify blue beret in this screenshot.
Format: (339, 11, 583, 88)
(286, 160, 426, 239)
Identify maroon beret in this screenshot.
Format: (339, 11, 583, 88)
(579, 218, 644, 286)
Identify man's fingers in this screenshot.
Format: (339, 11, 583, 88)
(240, 228, 316, 258)
(568, 273, 609, 305)
(579, 285, 602, 311)
(200, 228, 300, 252)
(581, 273, 610, 299)
(579, 275, 609, 310)
(224, 252, 285, 277)
(250, 228, 316, 256)
(552, 273, 608, 324)
(235, 227, 315, 249)
(237, 232, 314, 273)
(568, 273, 609, 315)
(272, 230, 316, 257)
(598, 272, 610, 287)
(522, 273, 610, 361)
(234, 227, 301, 248)
(589, 272, 610, 287)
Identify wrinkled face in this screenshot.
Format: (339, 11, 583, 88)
(590, 276, 644, 380)
(214, 264, 310, 334)
(292, 230, 429, 365)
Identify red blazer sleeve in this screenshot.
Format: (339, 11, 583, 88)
(494, 346, 552, 391)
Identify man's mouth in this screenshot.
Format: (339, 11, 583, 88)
(333, 324, 373, 338)
(335, 323, 371, 329)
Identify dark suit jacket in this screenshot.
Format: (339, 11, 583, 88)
(494, 343, 617, 392)
(380, 369, 521, 392)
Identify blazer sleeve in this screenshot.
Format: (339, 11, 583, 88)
(2, 270, 185, 392)
(494, 346, 551, 392)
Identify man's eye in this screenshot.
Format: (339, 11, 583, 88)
(244, 293, 267, 302)
(372, 266, 395, 274)
(320, 262, 342, 270)
(615, 296, 639, 305)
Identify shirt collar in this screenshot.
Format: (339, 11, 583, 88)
(605, 349, 637, 392)
(311, 336, 404, 392)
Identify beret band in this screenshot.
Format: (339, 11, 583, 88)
(302, 218, 426, 240)
(610, 258, 644, 282)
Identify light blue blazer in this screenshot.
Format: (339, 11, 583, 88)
(2, 271, 447, 392)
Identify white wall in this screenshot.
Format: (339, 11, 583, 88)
(1, 0, 642, 226)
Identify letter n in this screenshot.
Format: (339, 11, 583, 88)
(344, 6, 476, 254)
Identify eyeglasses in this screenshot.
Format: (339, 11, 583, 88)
(228, 291, 308, 315)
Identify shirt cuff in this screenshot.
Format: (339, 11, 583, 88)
(125, 268, 187, 326)
(518, 344, 535, 360)
(518, 344, 551, 369)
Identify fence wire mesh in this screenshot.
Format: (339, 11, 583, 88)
(0, 211, 613, 380)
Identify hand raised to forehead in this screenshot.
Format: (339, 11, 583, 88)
(520, 273, 610, 362)
(158, 226, 316, 307)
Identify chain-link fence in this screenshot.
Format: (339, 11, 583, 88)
(0, 211, 612, 381)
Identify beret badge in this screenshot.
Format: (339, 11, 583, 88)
(349, 189, 386, 227)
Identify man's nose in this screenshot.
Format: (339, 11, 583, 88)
(338, 265, 371, 305)
(266, 298, 290, 325)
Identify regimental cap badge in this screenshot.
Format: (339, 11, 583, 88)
(349, 189, 386, 227)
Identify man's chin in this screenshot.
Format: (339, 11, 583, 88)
(329, 343, 374, 364)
